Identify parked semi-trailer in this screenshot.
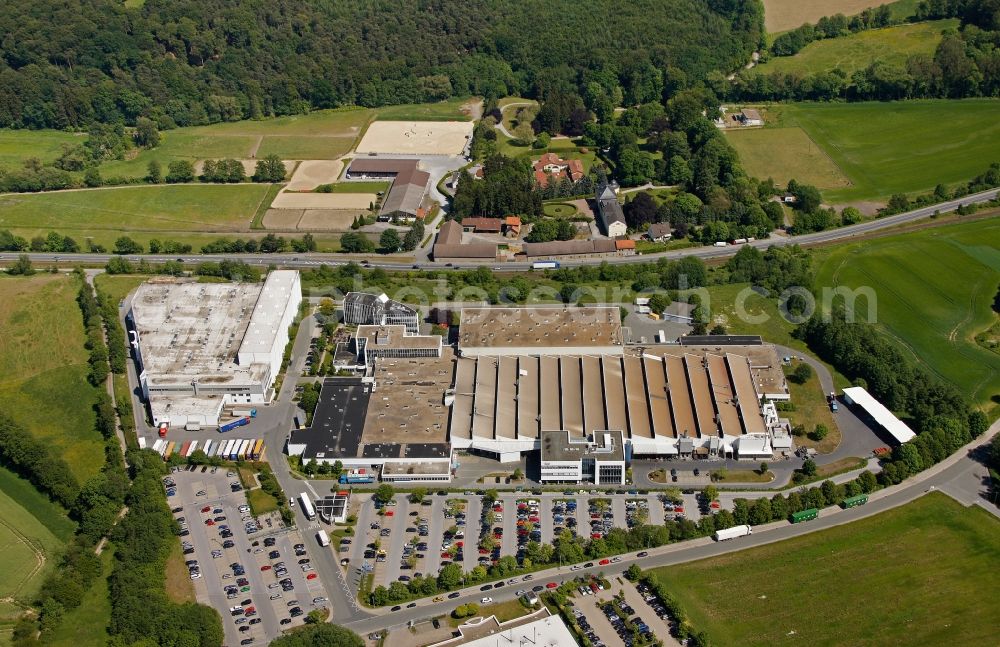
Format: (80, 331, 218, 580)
(791, 508, 820, 523)
(219, 416, 250, 433)
(229, 408, 257, 418)
(841, 494, 868, 509)
(152, 439, 165, 455)
(714, 524, 753, 541)
(531, 261, 560, 269)
(137, 436, 147, 449)
(227, 440, 241, 461)
(251, 439, 264, 461)
(163, 441, 176, 460)
(188, 440, 199, 457)
(300, 493, 316, 521)
(316, 529, 330, 547)
(202, 440, 213, 457)
(179, 441, 191, 458)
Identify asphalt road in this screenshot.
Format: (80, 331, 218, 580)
(3, 189, 996, 272)
(339, 421, 999, 634)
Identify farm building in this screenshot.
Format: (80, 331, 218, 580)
(127, 271, 301, 428)
(740, 108, 764, 126)
(596, 182, 627, 237)
(432, 220, 498, 263)
(345, 159, 430, 220)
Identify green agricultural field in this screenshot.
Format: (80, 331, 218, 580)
(0, 129, 81, 173)
(743, 100, 1000, 202)
(0, 275, 105, 483)
(754, 19, 956, 77)
(653, 492, 1000, 647)
(763, 0, 903, 33)
(815, 216, 1000, 409)
(725, 126, 850, 190)
(373, 97, 477, 121)
(0, 183, 271, 239)
(0, 476, 66, 627)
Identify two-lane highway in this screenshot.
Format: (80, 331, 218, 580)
(1, 189, 996, 272)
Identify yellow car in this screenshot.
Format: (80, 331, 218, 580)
(432, 596, 444, 603)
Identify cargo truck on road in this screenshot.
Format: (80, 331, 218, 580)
(714, 525, 752, 541)
(317, 529, 330, 547)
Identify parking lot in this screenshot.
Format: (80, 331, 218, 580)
(350, 489, 714, 591)
(165, 467, 330, 645)
(571, 578, 679, 647)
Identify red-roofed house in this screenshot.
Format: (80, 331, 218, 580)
(504, 216, 522, 238)
(532, 153, 585, 188)
(615, 239, 636, 256)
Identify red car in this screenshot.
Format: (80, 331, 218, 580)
(385, 510, 394, 517)
(260, 565, 271, 571)
(479, 548, 488, 555)
(675, 507, 684, 513)
(205, 519, 215, 526)
(710, 501, 721, 509)
(546, 582, 557, 589)
(244, 606, 256, 614)
(441, 553, 452, 559)
(201, 506, 211, 513)
(599, 559, 610, 566)
(455, 541, 463, 548)
(591, 533, 602, 540)
(306, 573, 317, 580)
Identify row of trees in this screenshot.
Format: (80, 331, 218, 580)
(107, 449, 223, 645)
(0, 0, 761, 130)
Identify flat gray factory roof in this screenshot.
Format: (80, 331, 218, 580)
(240, 270, 299, 356)
(129, 280, 267, 382)
(356, 325, 442, 351)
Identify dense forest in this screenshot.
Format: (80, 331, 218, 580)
(0, 0, 763, 129)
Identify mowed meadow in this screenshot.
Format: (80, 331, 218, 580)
(752, 19, 955, 76)
(815, 216, 1000, 411)
(653, 492, 1000, 647)
(727, 100, 1000, 203)
(0, 275, 106, 484)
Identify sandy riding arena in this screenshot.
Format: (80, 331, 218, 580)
(356, 121, 473, 156)
(269, 191, 378, 210)
(286, 159, 345, 191)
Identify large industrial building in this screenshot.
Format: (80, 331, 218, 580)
(288, 305, 791, 484)
(343, 292, 419, 333)
(127, 271, 302, 428)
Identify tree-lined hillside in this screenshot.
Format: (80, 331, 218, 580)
(0, 0, 763, 130)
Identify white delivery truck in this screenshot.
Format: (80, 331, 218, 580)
(317, 529, 330, 547)
(714, 524, 752, 541)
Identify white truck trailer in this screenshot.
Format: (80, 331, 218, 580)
(316, 529, 330, 547)
(714, 525, 752, 541)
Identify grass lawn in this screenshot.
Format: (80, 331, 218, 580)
(768, 99, 1000, 202)
(44, 548, 114, 647)
(0, 184, 271, 234)
(0, 480, 66, 625)
(373, 97, 476, 122)
(320, 181, 390, 194)
(163, 540, 196, 604)
(247, 488, 279, 516)
(814, 216, 1000, 411)
(652, 492, 1000, 647)
(0, 129, 81, 172)
(0, 275, 105, 483)
(710, 469, 774, 483)
(94, 274, 149, 306)
(753, 19, 955, 77)
(783, 363, 840, 454)
(542, 202, 578, 217)
(725, 126, 851, 191)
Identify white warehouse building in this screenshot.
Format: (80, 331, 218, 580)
(126, 271, 302, 428)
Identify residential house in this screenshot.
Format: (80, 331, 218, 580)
(646, 222, 672, 242)
(595, 182, 627, 237)
(532, 153, 585, 188)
